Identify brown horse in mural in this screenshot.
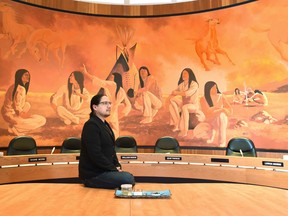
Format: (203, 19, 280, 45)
(27, 28, 67, 68)
(0, 3, 34, 59)
(195, 18, 234, 71)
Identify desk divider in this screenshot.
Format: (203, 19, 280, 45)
(0, 153, 287, 188)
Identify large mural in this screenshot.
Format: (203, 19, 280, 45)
(0, 0, 287, 150)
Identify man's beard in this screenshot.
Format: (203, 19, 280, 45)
(103, 112, 110, 118)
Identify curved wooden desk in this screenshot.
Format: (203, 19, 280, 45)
(0, 153, 287, 189)
(0, 183, 287, 216)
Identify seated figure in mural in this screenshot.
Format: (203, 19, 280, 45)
(244, 88, 268, 106)
(82, 64, 131, 138)
(232, 88, 246, 104)
(134, 66, 162, 124)
(200, 81, 233, 147)
(50, 71, 90, 125)
(1, 69, 46, 135)
(167, 68, 200, 137)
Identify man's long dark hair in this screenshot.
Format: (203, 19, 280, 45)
(90, 94, 105, 117)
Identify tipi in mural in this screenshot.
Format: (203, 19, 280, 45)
(106, 26, 139, 101)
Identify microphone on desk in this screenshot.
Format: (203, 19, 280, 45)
(50, 147, 55, 154)
(239, 149, 244, 157)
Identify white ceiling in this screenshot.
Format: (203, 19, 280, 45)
(75, 0, 196, 6)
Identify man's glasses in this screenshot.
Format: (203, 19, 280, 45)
(99, 101, 112, 106)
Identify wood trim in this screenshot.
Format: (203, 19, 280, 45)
(3, 145, 286, 159)
(32, 147, 288, 159)
(15, 0, 255, 17)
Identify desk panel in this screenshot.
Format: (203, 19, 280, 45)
(0, 153, 287, 189)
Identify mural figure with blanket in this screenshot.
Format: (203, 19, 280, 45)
(1, 69, 46, 135)
(200, 81, 233, 147)
(167, 68, 204, 137)
(50, 71, 90, 125)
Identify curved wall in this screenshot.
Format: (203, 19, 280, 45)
(1, 0, 287, 156)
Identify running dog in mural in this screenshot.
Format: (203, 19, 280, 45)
(0, 3, 34, 59)
(195, 18, 234, 71)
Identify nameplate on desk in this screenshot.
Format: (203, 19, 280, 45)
(262, 161, 284, 167)
(121, 156, 138, 160)
(28, 157, 46, 162)
(211, 158, 229, 163)
(165, 156, 182, 161)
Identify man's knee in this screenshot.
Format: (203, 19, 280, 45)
(121, 172, 135, 185)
